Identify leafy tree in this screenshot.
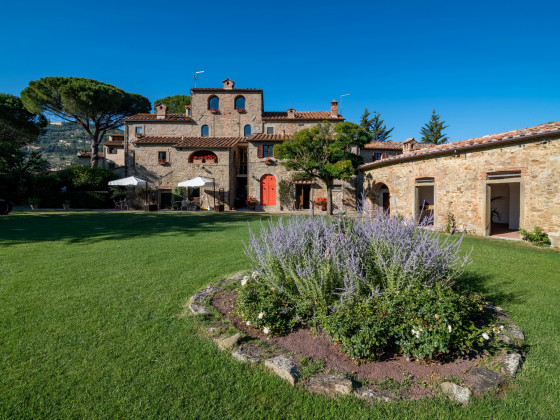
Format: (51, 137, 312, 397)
(420, 109, 449, 144)
(21, 77, 151, 167)
(0, 93, 48, 200)
(153, 95, 191, 114)
(274, 121, 370, 214)
(359, 108, 394, 141)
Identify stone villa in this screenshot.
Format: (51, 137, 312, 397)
(359, 123, 560, 247)
(104, 78, 363, 211)
(99, 77, 559, 246)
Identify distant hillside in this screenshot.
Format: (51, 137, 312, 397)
(35, 122, 123, 167)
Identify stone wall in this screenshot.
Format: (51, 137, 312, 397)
(263, 121, 318, 135)
(132, 144, 233, 210)
(361, 136, 560, 247)
(191, 91, 263, 137)
(247, 141, 356, 212)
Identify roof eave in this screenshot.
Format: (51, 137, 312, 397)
(358, 131, 559, 172)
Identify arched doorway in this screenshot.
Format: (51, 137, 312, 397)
(260, 174, 276, 206)
(379, 183, 390, 214)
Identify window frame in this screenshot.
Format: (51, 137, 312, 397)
(208, 95, 219, 111)
(266, 127, 274, 135)
(201, 125, 209, 137)
(244, 124, 252, 137)
(158, 151, 167, 164)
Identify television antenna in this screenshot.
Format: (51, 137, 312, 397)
(193, 71, 205, 88)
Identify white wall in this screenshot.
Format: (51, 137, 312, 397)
(509, 183, 520, 229)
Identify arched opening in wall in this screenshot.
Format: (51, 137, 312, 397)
(260, 174, 276, 206)
(367, 182, 390, 214)
(244, 124, 251, 137)
(378, 183, 390, 214)
(235, 96, 245, 111)
(208, 96, 219, 111)
(189, 150, 218, 164)
(201, 125, 209, 137)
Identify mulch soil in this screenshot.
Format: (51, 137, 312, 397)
(212, 289, 484, 399)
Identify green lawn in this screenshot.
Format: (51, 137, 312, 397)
(1, 211, 559, 419)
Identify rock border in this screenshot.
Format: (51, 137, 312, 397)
(186, 272, 526, 405)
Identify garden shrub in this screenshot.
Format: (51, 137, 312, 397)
(321, 285, 490, 360)
(519, 226, 551, 246)
(237, 203, 492, 361)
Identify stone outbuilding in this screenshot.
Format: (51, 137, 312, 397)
(358, 122, 560, 247)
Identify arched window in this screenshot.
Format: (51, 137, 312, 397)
(189, 150, 218, 164)
(244, 124, 251, 137)
(208, 96, 219, 110)
(201, 125, 209, 137)
(235, 96, 245, 111)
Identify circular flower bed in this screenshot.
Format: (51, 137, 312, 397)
(187, 207, 526, 403)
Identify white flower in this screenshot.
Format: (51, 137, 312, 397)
(411, 328, 421, 338)
(241, 276, 249, 287)
(258, 312, 264, 319)
(246, 321, 251, 326)
(263, 327, 270, 334)
(252, 271, 259, 280)
(482, 332, 490, 340)
(448, 325, 452, 333)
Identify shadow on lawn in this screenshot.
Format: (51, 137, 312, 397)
(458, 271, 526, 308)
(0, 211, 268, 245)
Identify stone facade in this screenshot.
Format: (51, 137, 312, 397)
(119, 78, 350, 211)
(360, 127, 560, 247)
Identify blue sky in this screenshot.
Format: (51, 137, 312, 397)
(1, 0, 559, 142)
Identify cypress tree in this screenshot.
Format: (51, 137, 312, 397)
(420, 109, 449, 144)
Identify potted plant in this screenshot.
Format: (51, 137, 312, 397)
(313, 197, 327, 211)
(63, 200, 71, 210)
(246, 196, 258, 210)
(236, 107, 245, 113)
(265, 157, 274, 165)
(210, 108, 219, 114)
(28, 197, 41, 210)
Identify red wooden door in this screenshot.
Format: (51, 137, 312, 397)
(260, 175, 276, 206)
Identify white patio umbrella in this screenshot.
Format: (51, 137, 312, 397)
(177, 177, 214, 187)
(178, 177, 215, 208)
(108, 176, 153, 186)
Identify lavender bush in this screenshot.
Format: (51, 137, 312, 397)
(245, 204, 471, 308)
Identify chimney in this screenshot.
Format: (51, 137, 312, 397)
(287, 108, 296, 118)
(282, 129, 286, 137)
(403, 137, 417, 153)
(222, 78, 235, 89)
(185, 105, 191, 117)
(330, 100, 338, 118)
(156, 103, 168, 120)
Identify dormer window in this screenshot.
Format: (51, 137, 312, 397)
(235, 96, 245, 112)
(201, 125, 209, 137)
(208, 96, 219, 111)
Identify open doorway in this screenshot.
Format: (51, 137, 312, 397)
(488, 182, 521, 239)
(295, 184, 311, 210)
(415, 181, 435, 225)
(377, 183, 390, 214)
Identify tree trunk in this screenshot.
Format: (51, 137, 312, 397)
(326, 180, 334, 215)
(90, 135, 100, 168)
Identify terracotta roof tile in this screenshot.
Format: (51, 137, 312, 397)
(262, 111, 344, 121)
(77, 151, 105, 158)
(362, 140, 405, 150)
(359, 122, 560, 171)
(249, 133, 294, 141)
(123, 113, 193, 122)
(191, 88, 263, 93)
(104, 139, 124, 146)
(133, 136, 242, 148)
